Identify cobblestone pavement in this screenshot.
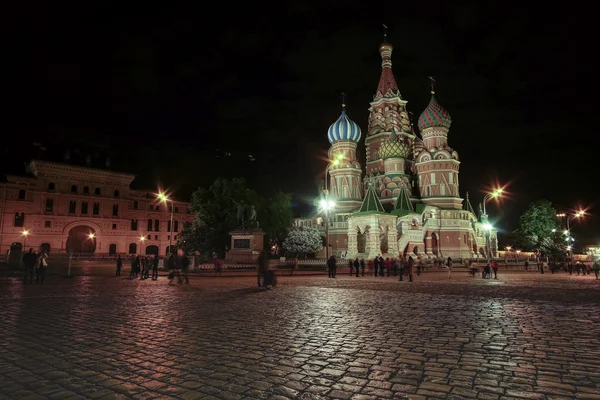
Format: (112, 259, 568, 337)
(1, 272, 599, 400)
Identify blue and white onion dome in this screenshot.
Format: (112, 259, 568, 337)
(327, 109, 362, 143)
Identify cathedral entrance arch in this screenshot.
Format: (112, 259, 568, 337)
(431, 233, 439, 256)
(66, 226, 96, 253)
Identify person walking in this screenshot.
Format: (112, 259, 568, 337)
(327, 255, 337, 278)
(22, 248, 37, 284)
(360, 259, 365, 277)
(373, 256, 379, 277)
(492, 260, 499, 279)
(407, 256, 414, 282)
(257, 251, 267, 286)
(180, 254, 190, 284)
(397, 257, 405, 281)
(446, 257, 453, 279)
(416, 258, 422, 276)
(139, 257, 146, 280)
(593, 261, 599, 280)
(129, 256, 137, 279)
(524, 260, 529, 271)
(116, 255, 122, 277)
(37, 250, 49, 284)
(353, 258, 359, 277)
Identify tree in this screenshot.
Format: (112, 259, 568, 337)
(514, 200, 564, 259)
(177, 178, 259, 258)
(283, 226, 323, 258)
(260, 192, 294, 255)
(177, 179, 293, 258)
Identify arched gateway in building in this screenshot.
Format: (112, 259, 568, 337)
(146, 245, 158, 255)
(66, 226, 96, 253)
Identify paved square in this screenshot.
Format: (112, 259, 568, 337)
(1, 272, 599, 399)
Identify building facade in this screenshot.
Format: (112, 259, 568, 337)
(297, 38, 498, 261)
(0, 160, 193, 259)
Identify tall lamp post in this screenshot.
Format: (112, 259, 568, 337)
(321, 155, 342, 259)
(158, 192, 174, 258)
(482, 188, 503, 267)
(557, 210, 584, 262)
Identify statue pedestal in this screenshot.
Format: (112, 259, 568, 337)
(226, 229, 265, 263)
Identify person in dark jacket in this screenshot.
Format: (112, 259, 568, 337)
(22, 248, 37, 283)
(327, 255, 337, 278)
(360, 259, 365, 276)
(407, 256, 414, 282)
(353, 258, 360, 277)
(116, 255, 122, 276)
(373, 256, 379, 277)
(257, 251, 268, 286)
(152, 256, 159, 280)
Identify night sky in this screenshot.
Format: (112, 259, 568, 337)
(5, 2, 598, 239)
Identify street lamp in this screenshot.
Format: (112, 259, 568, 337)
(320, 199, 336, 259)
(505, 246, 511, 262)
(321, 155, 343, 259)
(557, 210, 585, 262)
(139, 235, 146, 255)
(482, 188, 502, 267)
(22, 230, 29, 248)
(324, 155, 343, 198)
(482, 188, 503, 215)
(158, 192, 174, 258)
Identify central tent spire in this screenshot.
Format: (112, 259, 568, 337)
(374, 26, 400, 100)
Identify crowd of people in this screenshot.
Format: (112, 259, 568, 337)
(120, 253, 190, 284)
(326, 254, 457, 281)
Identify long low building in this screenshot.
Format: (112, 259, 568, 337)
(0, 160, 193, 261)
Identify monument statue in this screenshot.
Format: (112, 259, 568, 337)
(248, 205, 258, 228)
(233, 200, 246, 229)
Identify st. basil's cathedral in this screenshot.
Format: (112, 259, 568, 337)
(296, 38, 498, 261)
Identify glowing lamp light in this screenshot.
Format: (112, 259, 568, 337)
(140, 236, 146, 241)
(88, 233, 95, 239)
(567, 245, 572, 251)
(505, 246, 512, 251)
(320, 200, 336, 210)
(158, 192, 169, 202)
(22, 230, 29, 236)
(552, 229, 557, 232)
(332, 159, 340, 166)
(564, 230, 568, 235)
(483, 223, 493, 231)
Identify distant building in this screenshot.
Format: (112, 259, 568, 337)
(296, 38, 498, 260)
(0, 160, 193, 259)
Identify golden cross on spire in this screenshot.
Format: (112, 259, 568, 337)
(429, 76, 436, 95)
(382, 24, 388, 41)
(341, 92, 347, 109)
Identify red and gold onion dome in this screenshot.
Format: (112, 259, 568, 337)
(417, 92, 452, 131)
(379, 129, 410, 159)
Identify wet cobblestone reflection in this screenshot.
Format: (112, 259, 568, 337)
(0, 273, 599, 399)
